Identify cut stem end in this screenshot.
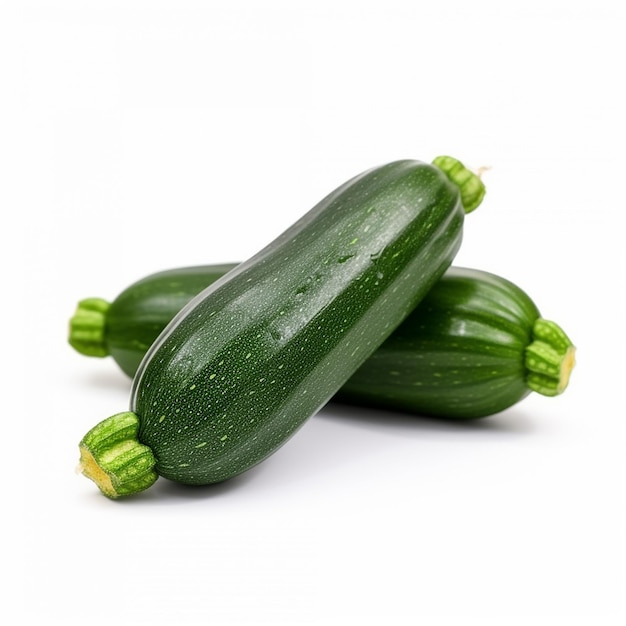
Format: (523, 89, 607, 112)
(78, 412, 158, 499)
(525, 319, 576, 397)
(432, 155, 487, 214)
(68, 298, 111, 358)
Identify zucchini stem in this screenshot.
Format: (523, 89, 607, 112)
(78, 412, 158, 498)
(68, 298, 110, 358)
(525, 319, 576, 397)
(432, 155, 486, 214)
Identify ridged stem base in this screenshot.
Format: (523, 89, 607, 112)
(432, 155, 486, 214)
(68, 298, 111, 357)
(525, 318, 576, 397)
(78, 411, 158, 498)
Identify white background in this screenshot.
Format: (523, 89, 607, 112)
(5, 1, 625, 624)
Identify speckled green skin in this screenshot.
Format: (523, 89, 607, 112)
(75, 264, 568, 417)
(106, 264, 238, 377)
(336, 267, 541, 418)
(131, 160, 466, 485)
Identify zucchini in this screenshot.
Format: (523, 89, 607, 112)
(336, 267, 576, 418)
(69, 264, 238, 377)
(70, 265, 575, 419)
(78, 156, 485, 498)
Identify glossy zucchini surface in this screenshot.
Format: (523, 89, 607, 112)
(71, 265, 575, 419)
(78, 156, 485, 497)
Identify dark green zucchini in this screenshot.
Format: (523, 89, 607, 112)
(70, 264, 575, 419)
(78, 156, 485, 498)
(336, 266, 575, 418)
(69, 264, 238, 377)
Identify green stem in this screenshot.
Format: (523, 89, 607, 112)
(68, 298, 110, 357)
(432, 155, 486, 214)
(525, 318, 576, 397)
(78, 412, 158, 498)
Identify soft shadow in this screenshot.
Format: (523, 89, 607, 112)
(74, 367, 132, 392)
(152, 471, 260, 502)
(77, 397, 542, 506)
(321, 400, 539, 436)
